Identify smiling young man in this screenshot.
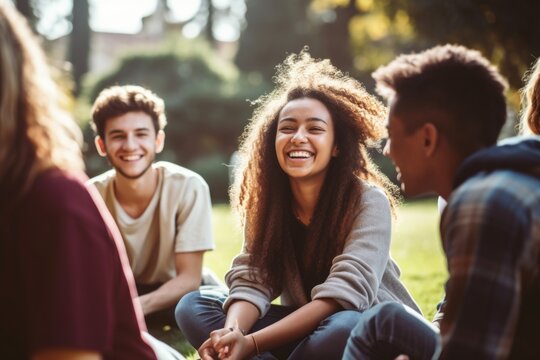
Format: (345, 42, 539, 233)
(343, 45, 540, 359)
(89, 85, 215, 331)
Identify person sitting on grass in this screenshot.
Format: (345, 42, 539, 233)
(343, 44, 540, 359)
(175, 50, 420, 360)
(89, 85, 217, 333)
(0, 3, 182, 359)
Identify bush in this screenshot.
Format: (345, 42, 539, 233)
(187, 153, 232, 204)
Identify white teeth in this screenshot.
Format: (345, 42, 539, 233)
(122, 155, 141, 161)
(288, 151, 312, 158)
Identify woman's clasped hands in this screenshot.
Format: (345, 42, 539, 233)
(198, 324, 256, 360)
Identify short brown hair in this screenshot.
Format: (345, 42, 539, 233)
(91, 85, 167, 139)
(373, 44, 508, 156)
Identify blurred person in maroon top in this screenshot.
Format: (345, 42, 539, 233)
(0, 2, 162, 359)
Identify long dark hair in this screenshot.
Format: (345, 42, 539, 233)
(230, 51, 397, 293)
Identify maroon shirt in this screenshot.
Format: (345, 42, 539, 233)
(1, 169, 156, 359)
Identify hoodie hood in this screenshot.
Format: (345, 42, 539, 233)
(454, 136, 540, 189)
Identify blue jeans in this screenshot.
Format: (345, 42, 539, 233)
(342, 302, 441, 360)
(175, 287, 362, 360)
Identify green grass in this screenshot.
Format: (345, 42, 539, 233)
(204, 204, 244, 280)
(390, 197, 447, 319)
(158, 198, 447, 356)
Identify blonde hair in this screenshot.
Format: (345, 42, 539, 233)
(520, 57, 540, 135)
(0, 2, 83, 206)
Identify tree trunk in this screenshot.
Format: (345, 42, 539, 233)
(69, 0, 90, 96)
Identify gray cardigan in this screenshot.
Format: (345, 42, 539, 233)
(224, 182, 421, 317)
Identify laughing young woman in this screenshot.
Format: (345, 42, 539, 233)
(176, 51, 419, 360)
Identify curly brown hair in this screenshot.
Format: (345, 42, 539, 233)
(230, 50, 398, 293)
(91, 85, 167, 139)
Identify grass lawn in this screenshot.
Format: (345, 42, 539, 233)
(158, 197, 447, 357)
(389, 197, 447, 319)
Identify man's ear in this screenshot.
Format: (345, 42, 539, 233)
(422, 123, 438, 157)
(95, 136, 107, 157)
(156, 130, 165, 153)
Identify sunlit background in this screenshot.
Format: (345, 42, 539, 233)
(12, 0, 540, 202)
(10, 1, 538, 355)
(37, 0, 243, 41)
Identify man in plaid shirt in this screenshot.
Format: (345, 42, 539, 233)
(343, 45, 540, 359)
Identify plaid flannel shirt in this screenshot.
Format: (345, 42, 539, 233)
(439, 169, 540, 359)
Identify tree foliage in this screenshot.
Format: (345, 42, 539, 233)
(234, 0, 426, 84)
(235, 0, 314, 79)
(237, 0, 537, 90)
(75, 0, 537, 200)
(383, 0, 540, 88)
(14, 0, 90, 95)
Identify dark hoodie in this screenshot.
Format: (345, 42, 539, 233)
(440, 136, 540, 359)
(454, 136, 540, 189)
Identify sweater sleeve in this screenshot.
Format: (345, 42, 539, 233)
(223, 250, 275, 318)
(311, 185, 392, 310)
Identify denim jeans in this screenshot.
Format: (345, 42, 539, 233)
(175, 287, 362, 360)
(342, 302, 441, 360)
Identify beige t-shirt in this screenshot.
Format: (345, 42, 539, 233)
(113, 174, 162, 282)
(89, 161, 214, 283)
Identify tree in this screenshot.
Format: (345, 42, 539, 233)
(383, 0, 540, 88)
(69, 0, 90, 95)
(189, 0, 245, 48)
(16, 0, 91, 95)
(235, 0, 315, 79)
(307, 0, 539, 90)
(316, 0, 357, 71)
(236, 0, 403, 79)
(204, 0, 216, 45)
